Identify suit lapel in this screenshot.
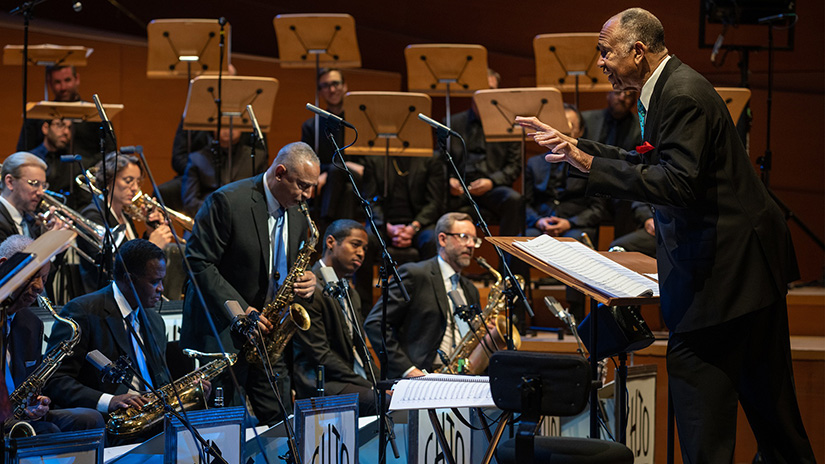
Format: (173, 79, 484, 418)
(645, 56, 682, 144)
(251, 175, 270, 281)
(102, 287, 136, 362)
(429, 258, 450, 320)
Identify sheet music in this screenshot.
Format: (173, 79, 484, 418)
(389, 374, 495, 411)
(515, 235, 659, 298)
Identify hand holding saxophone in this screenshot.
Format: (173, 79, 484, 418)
(23, 395, 51, 420)
(246, 307, 273, 335)
(108, 393, 151, 413)
(292, 271, 316, 299)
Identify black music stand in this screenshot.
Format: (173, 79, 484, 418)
(533, 33, 613, 108)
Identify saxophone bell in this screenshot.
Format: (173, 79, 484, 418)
(9, 421, 36, 438)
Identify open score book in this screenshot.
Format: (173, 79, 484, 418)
(389, 374, 495, 411)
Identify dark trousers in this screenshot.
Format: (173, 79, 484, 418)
(667, 300, 815, 463)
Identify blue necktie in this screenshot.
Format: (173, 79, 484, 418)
(637, 100, 647, 138)
(268, 208, 288, 300)
(126, 312, 153, 390)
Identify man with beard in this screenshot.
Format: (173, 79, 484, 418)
(29, 118, 91, 210)
(0, 152, 66, 244)
(364, 212, 481, 378)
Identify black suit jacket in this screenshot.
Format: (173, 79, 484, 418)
(580, 56, 798, 333)
(43, 285, 169, 410)
(361, 155, 445, 229)
(363, 257, 481, 378)
(8, 308, 44, 388)
(447, 109, 521, 186)
(293, 262, 374, 399)
(0, 202, 42, 244)
(581, 108, 642, 152)
(181, 174, 311, 353)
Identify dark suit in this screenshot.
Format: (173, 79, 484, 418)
(0, 202, 41, 244)
(181, 173, 310, 425)
(77, 202, 138, 294)
(43, 285, 169, 410)
(364, 257, 481, 379)
(6, 308, 104, 434)
(293, 262, 377, 414)
(578, 57, 813, 462)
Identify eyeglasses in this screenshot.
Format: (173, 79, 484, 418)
(318, 80, 343, 90)
(445, 232, 482, 248)
(24, 179, 49, 191)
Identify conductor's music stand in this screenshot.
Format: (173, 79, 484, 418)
(183, 76, 278, 182)
(0, 229, 76, 302)
(343, 91, 433, 197)
(146, 19, 231, 80)
(274, 13, 361, 154)
(715, 87, 752, 122)
(3, 44, 92, 100)
(534, 33, 613, 107)
(472, 87, 569, 195)
(404, 44, 489, 128)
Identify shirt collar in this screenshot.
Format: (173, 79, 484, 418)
(112, 281, 137, 319)
(640, 55, 672, 111)
(0, 196, 24, 228)
(437, 255, 459, 284)
(262, 170, 283, 217)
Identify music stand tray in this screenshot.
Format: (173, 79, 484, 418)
(534, 33, 612, 92)
(715, 87, 751, 122)
(405, 44, 489, 97)
(25, 101, 124, 122)
(147, 19, 231, 79)
(274, 14, 361, 68)
(3, 44, 93, 67)
(182, 76, 278, 132)
(0, 229, 76, 302)
(342, 91, 433, 157)
(473, 87, 570, 141)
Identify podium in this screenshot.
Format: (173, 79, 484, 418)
(146, 19, 232, 79)
(715, 87, 751, 122)
(488, 236, 658, 444)
(534, 33, 613, 107)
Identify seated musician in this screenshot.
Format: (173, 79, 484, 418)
(293, 219, 379, 415)
(0, 235, 104, 434)
(77, 152, 174, 294)
(43, 239, 175, 440)
(364, 212, 481, 378)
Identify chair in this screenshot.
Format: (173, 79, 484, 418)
(488, 351, 633, 464)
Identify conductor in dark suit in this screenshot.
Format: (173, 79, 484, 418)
(364, 212, 481, 379)
(293, 219, 379, 415)
(0, 235, 104, 434)
(44, 239, 171, 417)
(181, 141, 319, 426)
(517, 8, 814, 463)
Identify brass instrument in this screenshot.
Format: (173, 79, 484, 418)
(37, 192, 104, 262)
(75, 168, 194, 233)
(107, 352, 237, 436)
(439, 257, 523, 375)
(6, 296, 80, 434)
(244, 202, 316, 365)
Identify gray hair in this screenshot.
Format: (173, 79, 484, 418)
(0, 235, 34, 259)
(615, 8, 667, 54)
(435, 212, 474, 250)
(273, 142, 320, 172)
(1, 152, 48, 192)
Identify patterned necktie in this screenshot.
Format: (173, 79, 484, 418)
(267, 207, 287, 302)
(126, 312, 153, 390)
(450, 274, 471, 336)
(637, 100, 647, 138)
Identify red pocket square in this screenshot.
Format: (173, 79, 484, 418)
(636, 142, 655, 154)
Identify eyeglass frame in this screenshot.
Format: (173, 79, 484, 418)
(318, 80, 344, 91)
(23, 178, 49, 191)
(444, 232, 482, 248)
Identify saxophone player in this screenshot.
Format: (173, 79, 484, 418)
(181, 142, 319, 426)
(364, 212, 482, 378)
(0, 235, 103, 434)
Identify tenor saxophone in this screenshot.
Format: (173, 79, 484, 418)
(244, 202, 316, 366)
(7, 296, 80, 422)
(106, 353, 237, 436)
(439, 257, 523, 375)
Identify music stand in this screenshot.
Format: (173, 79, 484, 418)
(146, 19, 231, 80)
(274, 13, 361, 154)
(715, 87, 751, 122)
(472, 87, 569, 195)
(404, 44, 489, 128)
(0, 229, 76, 303)
(534, 33, 613, 107)
(183, 76, 278, 182)
(488, 236, 658, 445)
(25, 100, 124, 122)
(3, 44, 93, 100)
(342, 91, 433, 197)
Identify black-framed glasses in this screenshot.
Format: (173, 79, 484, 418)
(445, 232, 482, 248)
(318, 80, 343, 90)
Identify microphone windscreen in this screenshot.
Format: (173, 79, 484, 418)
(224, 300, 245, 320)
(448, 289, 466, 309)
(86, 350, 112, 371)
(320, 266, 338, 286)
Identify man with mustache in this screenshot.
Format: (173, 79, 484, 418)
(364, 212, 481, 378)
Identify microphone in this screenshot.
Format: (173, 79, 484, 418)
(710, 27, 727, 63)
(92, 94, 115, 139)
(60, 154, 82, 163)
(544, 296, 575, 327)
(119, 146, 140, 155)
(306, 103, 355, 129)
(418, 113, 461, 137)
(246, 105, 265, 143)
(320, 266, 342, 298)
(86, 350, 132, 385)
(218, 17, 227, 26)
(757, 13, 790, 24)
(448, 289, 474, 323)
(224, 299, 258, 337)
(73, 1, 82, 12)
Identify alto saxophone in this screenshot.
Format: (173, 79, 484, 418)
(244, 202, 316, 366)
(7, 296, 80, 422)
(439, 257, 523, 375)
(107, 352, 237, 436)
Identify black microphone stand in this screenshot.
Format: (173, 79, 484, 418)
(323, 119, 407, 464)
(9, 0, 49, 146)
(436, 130, 533, 352)
(210, 17, 227, 188)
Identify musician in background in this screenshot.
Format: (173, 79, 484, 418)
(293, 219, 378, 415)
(181, 141, 319, 425)
(364, 212, 481, 378)
(29, 119, 91, 211)
(0, 235, 104, 434)
(0, 152, 67, 244)
(78, 152, 173, 294)
(41, 239, 171, 436)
